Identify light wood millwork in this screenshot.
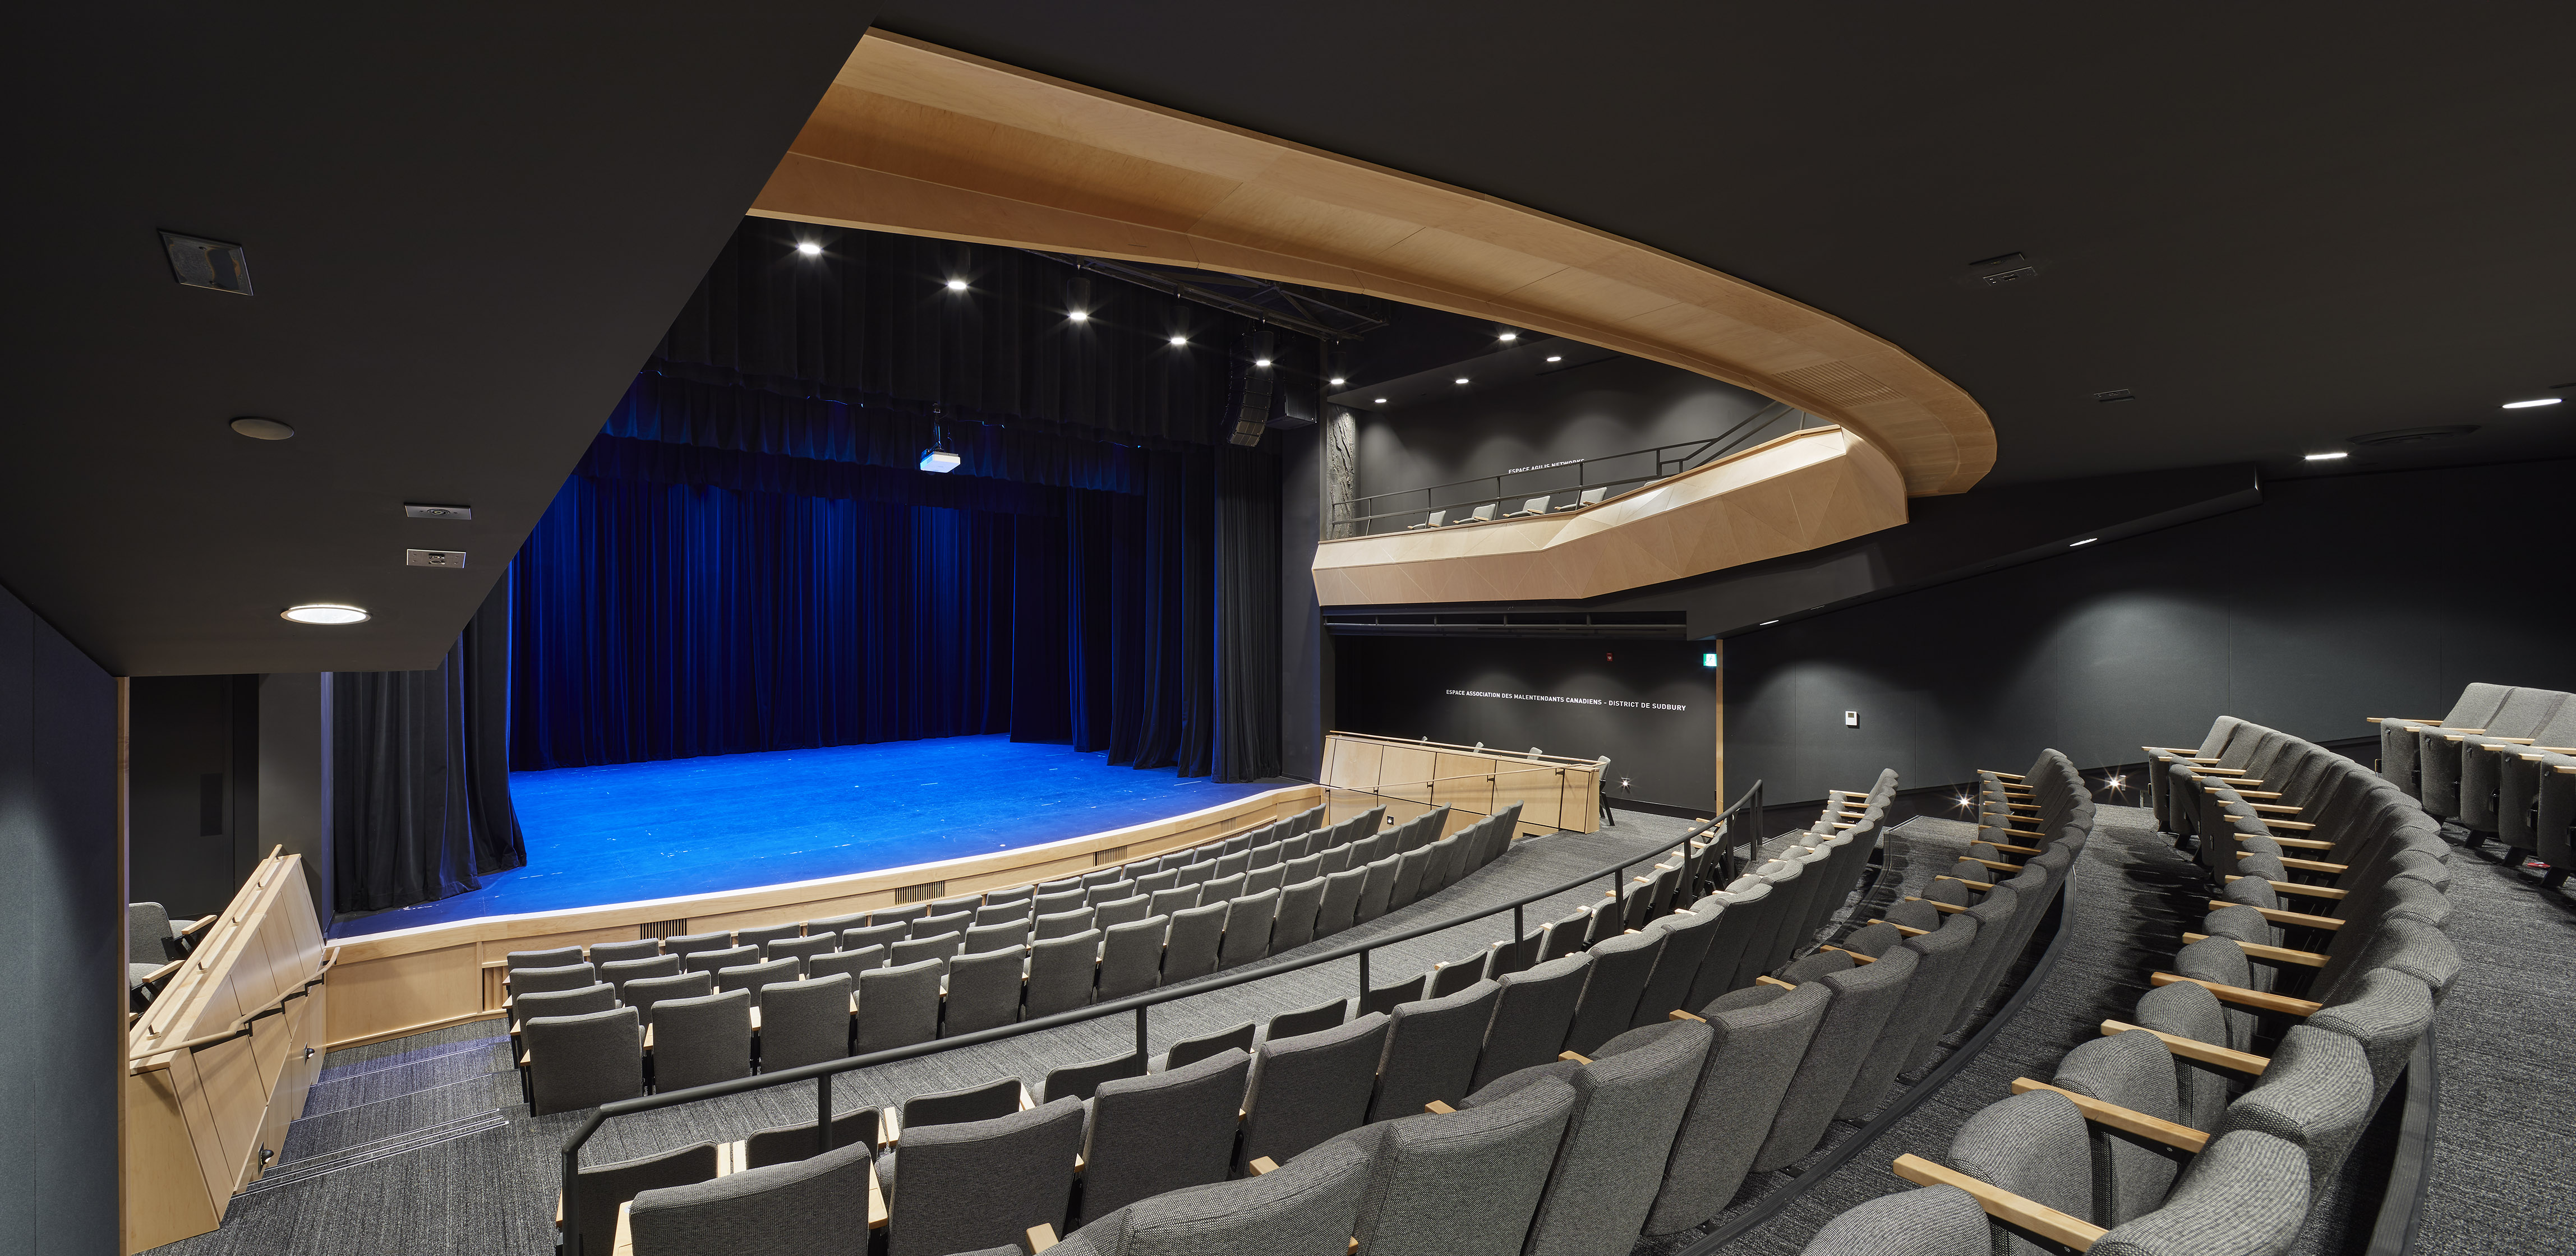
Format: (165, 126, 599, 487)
(320, 786, 1324, 1050)
(753, 31, 1993, 498)
(1308, 426, 1904, 606)
(1320, 731, 1600, 835)
(123, 852, 329, 1253)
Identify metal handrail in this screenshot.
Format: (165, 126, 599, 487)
(1329, 403, 1800, 537)
(557, 780, 1764, 1256)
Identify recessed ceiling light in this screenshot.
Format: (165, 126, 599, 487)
(1329, 377, 1345, 386)
(2069, 538, 2099, 547)
(1759, 620, 1780, 626)
(1499, 332, 1518, 342)
(1454, 377, 1469, 385)
(282, 604, 368, 625)
(1169, 335, 1187, 346)
(2303, 451, 2349, 461)
(795, 242, 822, 257)
(1373, 398, 1388, 404)
(1255, 358, 1271, 367)
(1545, 355, 1563, 363)
(2502, 398, 2562, 409)
(946, 278, 968, 292)
(229, 416, 295, 441)
(1067, 310, 1088, 322)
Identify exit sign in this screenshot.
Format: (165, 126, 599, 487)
(1702, 653, 1717, 668)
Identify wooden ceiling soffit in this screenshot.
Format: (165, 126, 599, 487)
(752, 31, 1995, 496)
(1310, 427, 1906, 607)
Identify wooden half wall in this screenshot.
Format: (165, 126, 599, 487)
(752, 31, 1993, 498)
(1312, 426, 1904, 606)
(1321, 732, 1602, 835)
(317, 784, 1323, 1052)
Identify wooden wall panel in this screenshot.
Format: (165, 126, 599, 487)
(1431, 753, 1496, 816)
(1321, 733, 1598, 836)
(324, 944, 480, 1046)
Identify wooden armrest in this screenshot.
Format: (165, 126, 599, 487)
(2180, 932, 2328, 967)
(1019, 1081, 1040, 1111)
(1029, 1223, 1059, 1252)
(2559, 763, 2576, 774)
(2275, 856, 2348, 874)
(2446, 733, 2529, 743)
(2270, 835, 2332, 850)
(1425, 1100, 1457, 1115)
(2186, 766, 2248, 776)
(2000, 828, 2045, 839)
(2150, 972, 2323, 1016)
(1819, 944, 1878, 963)
(174, 915, 217, 938)
(1868, 918, 1930, 936)
(2438, 728, 2487, 735)
(2100, 1019, 2269, 1075)
(1669, 1008, 1707, 1023)
(1981, 770, 2025, 780)
(1971, 858, 2025, 872)
(2223, 875, 2346, 901)
(1904, 897, 1971, 913)
(2012, 1079, 2208, 1153)
(719, 1141, 745, 1174)
(2261, 818, 2317, 831)
(867, 1158, 889, 1229)
(2535, 746, 2576, 754)
(614, 1202, 634, 1256)
(520, 1049, 531, 1068)
(137, 959, 185, 985)
(1892, 1155, 2105, 1251)
(1936, 875, 1996, 892)
(2243, 803, 2301, 815)
(1987, 842, 2040, 855)
(1247, 1156, 1280, 1174)
(2208, 899, 2343, 930)
(1754, 975, 1798, 990)
(1557, 1050, 1593, 1063)
(1833, 821, 1860, 829)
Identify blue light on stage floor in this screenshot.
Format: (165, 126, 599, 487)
(331, 736, 1272, 937)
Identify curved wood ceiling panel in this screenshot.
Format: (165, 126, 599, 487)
(753, 31, 1996, 496)
(1311, 427, 1906, 606)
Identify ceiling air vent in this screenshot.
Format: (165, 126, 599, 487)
(1968, 252, 2039, 285)
(161, 231, 254, 295)
(2093, 389, 2137, 403)
(2346, 425, 2478, 447)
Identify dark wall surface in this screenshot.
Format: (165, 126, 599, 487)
(1725, 458, 2576, 805)
(0, 581, 119, 1254)
(127, 675, 254, 920)
(1352, 355, 1796, 509)
(1334, 635, 1717, 812)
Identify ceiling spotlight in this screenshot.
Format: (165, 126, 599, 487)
(946, 278, 968, 292)
(282, 604, 368, 625)
(1169, 335, 1187, 347)
(2069, 537, 2100, 547)
(229, 416, 295, 441)
(1759, 619, 1780, 626)
(1454, 377, 1469, 385)
(795, 242, 822, 257)
(1374, 398, 1388, 404)
(1329, 377, 1345, 386)
(920, 419, 961, 473)
(2502, 398, 2562, 409)
(1499, 332, 1518, 342)
(1545, 355, 1563, 363)
(1067, 310, 1088, 322)
(2303, 451, 2349, 461)
(1255, 358, 1271, 367)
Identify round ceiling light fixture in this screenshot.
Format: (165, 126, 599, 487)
(1329, 376, 1345, 386)
(1066, 310, 1088, 322)
(1453, 377, 1470, 385)
(795, 241, 823, 257)
(281, 604, 368, 625)
(1499, 331, 1518, 342)
(946, 278, 968, 291)
(230, 416, 295, 441)
(1169, 335, 1187, 346)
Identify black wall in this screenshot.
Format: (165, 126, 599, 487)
(1334, 635, 1718, 812)
(1353, 355, 1797, 507)
(128, 675, 260, 920)
(1725, 458, 2576, 806)
(0, 581, 119, 1254)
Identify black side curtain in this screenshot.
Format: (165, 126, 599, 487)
(331, 581, 526, 914)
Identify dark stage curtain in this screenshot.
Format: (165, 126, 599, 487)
(333, 584, 526, 913)
(1216, 444, 1284, 781)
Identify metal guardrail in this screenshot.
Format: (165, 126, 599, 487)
(557, 781, 1764, 1255)
(1328, 403, 1801, 536)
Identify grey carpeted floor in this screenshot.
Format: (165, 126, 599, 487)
(154, 815, 1701, 1255)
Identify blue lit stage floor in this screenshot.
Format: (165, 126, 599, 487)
(331, 736, 1278, 938)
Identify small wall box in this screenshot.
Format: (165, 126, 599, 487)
(1844, 711, 1859, 727)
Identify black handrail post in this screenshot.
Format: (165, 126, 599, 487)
(815, 1073, 833, 1151)
(1357, 947, 1371, 999)
(561, 1145, 583, 1255)
(1133, 1004, 1148, 1063)
(1512, 903, 1524, 948)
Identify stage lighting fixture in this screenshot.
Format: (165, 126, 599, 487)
(1499, 331, 1517, 341)
(1067, 310, 1089, 322)
(920, 419, 961, 473)
(282, 604, 368, 625)
(796, 241, 822, 257)
(1454, 377, 1469, 385)
(1255, 358, 1271, 367)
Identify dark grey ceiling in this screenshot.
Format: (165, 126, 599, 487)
(0, 6, 874, 675)
(880, 3, 2576, 486)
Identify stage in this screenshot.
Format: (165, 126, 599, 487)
(331, 736, 1280, 938)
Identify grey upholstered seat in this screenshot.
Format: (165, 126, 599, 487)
(974, 902, 1031, 929)
(1282, 852, 1328, 885)
(1096, 916, 1168, 1001)
(2173, 936, 2262, 1051)
(2087, 1130, 2311, 1256)
(1798, 1184, 1989, 1256)
(901, 1077, 1020, 1133)
(1363, 974, 1428, 1017)
(1146, 885, 1201, 919)
(2052, 1028, 2185, 1226)
(808, 945, 885, 985)
(1353, 854, 1403, 924)
(1467, 1018, 1711, 1256)
(1219, 889, 1279, 968)
(2127, 981, 2235, 1131)
(883, 1098, 1085, 1256)
(515, 983, 615, 1026)
(2206, 1026, 2376, 1197)
(1270, 878, 1326, 952)
(1243, 864, 1288, 895)
(681, 945, 757, 976)
(663, 930, 734, 958)
(513, 961, 600, 996)
(2381, 682, 2512, 798)
(1174, 860, 1215, 888)
(1751, 944, 1920, 1171)
(1948, 1090, 2091, 1256)
(1562, 927, 1665, 1056)
(1645, 981, 1831, 1235)
(910, 910, 973, 942)
(888, 935, 956, 969)
(1266, 998, 1347, 1043)
(1161, 902, 1227, 983)
(985, 884, 1034, 906)
(648, 989, 751, 1093)
(2307, 968, 2434, 1111)
(1034, 906, 1097, 941)
(1131, 868, 1182, 897)
(764, 933, 837, 973)
(1386, 847, 1432, 909)
(1628, 906, 1723, 1028)
(1468, 952, 1589, 1091)
(714, 957, 799, 1005)
(628, 1139, 872, 1256)
(733, 921, 804, 952)
(2420, 687, 2567, 818)
(1197, 872, 1247, 904)
(1056, 1133, 1372, 1256)
(1315, 866, 1368, 938)
(569, 1140, 717, 1255)
(855, 958, 946, 1055)
(1345, 1073, 1577, 1256)
(1239, 1012, 1390, 1171)
(839, 921, 909, 955)
(1838, 914, 1979, 1120)
(525, 1006, 642, 1116)
(940, 946, 1026, 1037)
(583, 938, 662, 967)
(1093, 894, 1153, 930)
(961, 920, 1031, 956)
(1942, 882, 2021, 1035)
(621, 971, 713, 1022)
(1214, 850, 1252, 880)
(1076, 1047, 1252, 1224)
(755, 975, 851, 1072)
(870, 903, 933, 929)
(506, 945, 586, 971)
(1367, 979, 1501, 1122)
(1044, 1050, 1148, 1102)
(1025, 929, 1102, 1019)
(1689, 882, 1768, 1006)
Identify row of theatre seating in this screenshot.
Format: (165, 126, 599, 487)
(509, 804, 1522, 1113)
(1799, 723, 2458, 1255)
(2367, 681, 2576, 884)
(566, 764, 2114, 1255)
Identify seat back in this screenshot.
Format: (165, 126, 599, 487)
(2053, 1028, 2185, 1226)
(1165, 1022, 1256, 1072)
(1162, 902, 1227, 984)
(1043, 1050, 1146, 1103)
(1367, 980, 1501, 1123)
(682, 945, 757, 976)
(623, 971, 713, 1021)
(940, 946, 1026, 1037)
(629, 1140, 873, 1256)
(516, 983, 615, 1024)
(838, 921, 908, 955)
(1266, 998, 1347, 1043)
(901, 1075, 1020, 1132)
(757, 975, 852, 1073)
(1240, 1013, 1391, 1170)
(888, 935, 955, 969)
(1798, 1185, 1990, 1256)
(1347, 1074, 1575, 1256)
(734, 921, 803, 951)
(1505, 1019, 1711, 1256)
(1093, 894, 1153, 930)
(1628, 906, 1723, 1028)
(854, 958, 946, 1055)
(1837, 913, 1980, 1120)
(808, 946, 884, 984)
(1034, 906, 1097, 942)
(1314, 866, 1368, 939)
(570, 1141, 717, 1255)
(1561, 928, 1665, 1056)
(513, 961, 600, 996)
(506, 945, 586, 971)
(886, 1099, 1085, 1256)
(1949, 1091, 2093, 1256)
(2086, 1130, 2312, 1256)
(715, 958, 799, 1005)
(1270, 878, 1326, 952)
(1353, 854, 1403, 924)
(525, 1006, 642, 1116)
(1219, 889, 1279, 968)
(1082, 1134, 1372, 1256)
(1750, 945, 1920, 1172)
(1468, 952, 1589, 1092)
(1386, 847, 1432, 909)
(649, 989, 751, 1093)
(2208, 1026, 2377, 1197)
(961, 921, 1031, 957)
(664, 931, 734, 958)
(601, 954, 683, 1003)
(1025, 929, 1103, 1019)
(1078, 1049, 1253, 1223)
(1645, 982, 1830, 1235)
(766, 933, 837, 972)
(1096, 916, 1169, 1001)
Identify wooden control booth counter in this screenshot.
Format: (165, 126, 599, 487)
(1320, 731, 1604, 835)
